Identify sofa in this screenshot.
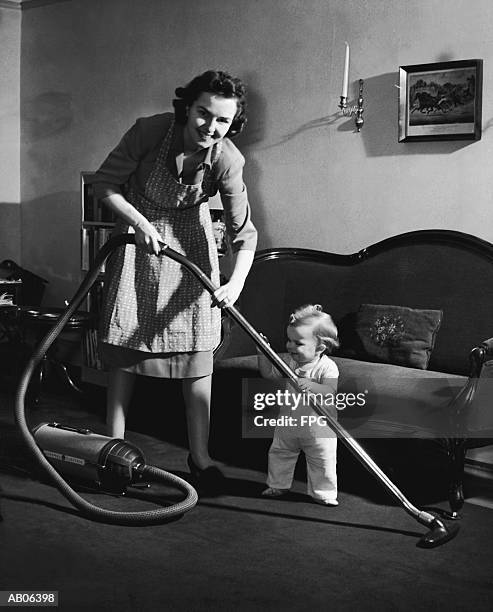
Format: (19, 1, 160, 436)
(212, 229, 493, 514)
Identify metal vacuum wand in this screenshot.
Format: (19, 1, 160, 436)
(156, 237, 460, 549)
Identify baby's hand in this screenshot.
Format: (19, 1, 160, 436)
(256, 333, 270, 352)
(297, 377, 312, 393)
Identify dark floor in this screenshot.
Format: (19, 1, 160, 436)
(2, 370, 493, 611)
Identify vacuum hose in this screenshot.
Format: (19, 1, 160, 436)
(15, 234, 197, 525)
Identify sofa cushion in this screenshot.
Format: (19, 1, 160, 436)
(354, 304, 442, 370)
(332, 355, 464, 437)
(215, 353, 466, 439)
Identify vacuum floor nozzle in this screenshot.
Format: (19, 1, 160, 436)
(418, 517, 461, 548)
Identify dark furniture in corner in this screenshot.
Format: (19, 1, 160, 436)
(213, 229, 493, 514)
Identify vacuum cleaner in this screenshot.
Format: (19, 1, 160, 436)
(14, 236, 198, 525)
(15, 234, 460, 544)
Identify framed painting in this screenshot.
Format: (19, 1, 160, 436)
(398, 59, 483, 142)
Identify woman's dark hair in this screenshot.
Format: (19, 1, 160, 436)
(173, 70, 247, 137)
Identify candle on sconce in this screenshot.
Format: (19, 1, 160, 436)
(337, 42, 364, 131)
(341, 42, 350, 99)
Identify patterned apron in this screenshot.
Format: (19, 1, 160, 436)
(100, 120, 222, 354)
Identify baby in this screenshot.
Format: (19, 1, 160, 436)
(257, 304, 341, 506)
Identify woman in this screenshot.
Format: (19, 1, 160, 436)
(92, 70, 257, 490)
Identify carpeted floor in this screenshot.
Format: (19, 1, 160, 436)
(1, 378, 493, 611)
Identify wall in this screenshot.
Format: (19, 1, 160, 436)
(0, 5, 21, 262)
(18, 0, 493, 305)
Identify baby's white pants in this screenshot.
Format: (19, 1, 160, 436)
(267, 431, 338, 503)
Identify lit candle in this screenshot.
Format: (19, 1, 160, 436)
(341, 42, 350, 99)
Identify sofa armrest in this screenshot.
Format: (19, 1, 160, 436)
(480, 337, 493, 353)
(468, 337, 493, 378)
(449, 339, 493, 415)
(441, 338, 493, 515)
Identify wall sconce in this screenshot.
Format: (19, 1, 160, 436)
(339, 79, 365, 132)
(338, 42, 364, 132)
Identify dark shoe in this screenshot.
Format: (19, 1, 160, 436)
(187, 454, 226, 495)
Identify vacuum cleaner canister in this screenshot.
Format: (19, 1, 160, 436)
(32, 422, 146, 493)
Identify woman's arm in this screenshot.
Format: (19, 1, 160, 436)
(214, 144, 257, 307)
(94, 115, 172, 255)
(102, 193, 163, 256)
(213, 249, 254, 306)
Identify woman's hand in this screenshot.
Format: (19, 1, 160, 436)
(133, 220, 163, 256)
(101, 194, 163, 256)
(212, 250, 254, 308)
(213, 277, 244, 308)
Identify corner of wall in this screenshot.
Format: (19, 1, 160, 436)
(0, 5, 22, 262)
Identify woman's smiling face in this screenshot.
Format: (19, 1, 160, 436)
(184, 91, 238, 152)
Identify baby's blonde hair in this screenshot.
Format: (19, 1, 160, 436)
(288, 304, 340, 354)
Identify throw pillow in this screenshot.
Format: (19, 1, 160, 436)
(354, 304, 442, 369)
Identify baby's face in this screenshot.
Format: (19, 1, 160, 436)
(286, 324, 323, 365)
